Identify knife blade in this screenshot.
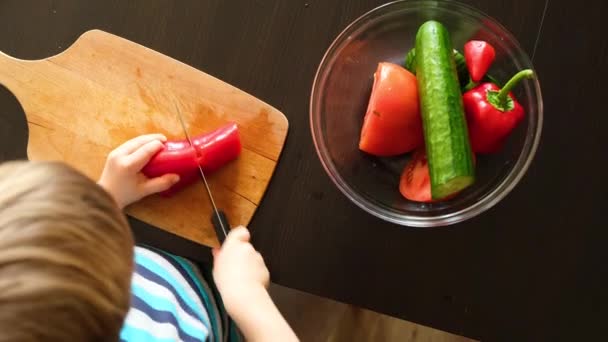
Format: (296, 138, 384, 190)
(173, 101, 229, 244)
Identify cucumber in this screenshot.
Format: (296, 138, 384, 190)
(404, 48, 417, 72)
(404, 48, 469, 89)
(414, 21, 475, 199)
(452, 50, 469, 88)
(406, 48, 503, 92)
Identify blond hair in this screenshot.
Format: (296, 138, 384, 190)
(0, 161, 134, 342)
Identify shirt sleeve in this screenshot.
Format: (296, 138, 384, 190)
(120, 247, 213, 342)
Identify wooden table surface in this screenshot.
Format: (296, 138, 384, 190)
(0, 1, 606, 340)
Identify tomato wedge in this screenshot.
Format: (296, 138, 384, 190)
(399, 149, 432, 202)
(399, 149, 475, 202)
(359, 62, 423, 156)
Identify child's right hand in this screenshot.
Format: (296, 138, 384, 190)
(212, 227, 270, 312)
(213, 227, 298, 341)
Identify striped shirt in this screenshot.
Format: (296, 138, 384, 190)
(120, 246, 241, 342)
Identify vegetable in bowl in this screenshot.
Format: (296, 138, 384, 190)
(358, 20, 534, 203)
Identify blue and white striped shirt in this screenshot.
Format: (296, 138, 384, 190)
(120, 247, 240, 342)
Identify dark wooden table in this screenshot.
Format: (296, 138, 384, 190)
(1, 1, 606, 340)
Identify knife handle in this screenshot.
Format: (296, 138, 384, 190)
(211, 210, 229, 244)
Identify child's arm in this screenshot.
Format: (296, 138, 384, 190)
(97, 134, 180, 209)
(213, 227, 298, 342)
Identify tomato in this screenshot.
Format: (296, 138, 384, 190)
(142, 122, 241, 196)
(359, 62, 423, 156)
(399, 149, 432, 202)
(399, 149, 475, 202)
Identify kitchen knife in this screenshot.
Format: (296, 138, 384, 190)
(173, 101, 229, 244)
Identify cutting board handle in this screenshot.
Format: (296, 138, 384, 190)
(0, 51, 37, 102)
(0, 51, 21, 79)
(0, 50, 21, 64)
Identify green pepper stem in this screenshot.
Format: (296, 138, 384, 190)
(497, 69, 534, 102)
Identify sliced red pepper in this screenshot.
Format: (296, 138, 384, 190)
(142, 122, 241, 196)
(463, 70, 534, 153)
(464, 40, 496, 83)
(191, 122, 241, 173)
(142, 146, 199, 196)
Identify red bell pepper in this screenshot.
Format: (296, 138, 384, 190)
(190, 123, 242, 173)
(464, 40, 496, 83)
(463, 69, 534, 153)
(142, 122, 241, 196)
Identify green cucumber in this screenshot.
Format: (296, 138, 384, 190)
(414, 21, 475, 199)
(404, 48, 417, 72)
(406, 48, 502, 92)
(452, 50, 469, 88)
(404, 48, 469, 89)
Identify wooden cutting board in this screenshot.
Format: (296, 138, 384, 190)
(0, 30, 288, 247)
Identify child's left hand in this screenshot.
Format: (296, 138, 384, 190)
(98, 134, 180, 209)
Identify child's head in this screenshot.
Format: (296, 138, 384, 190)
(0, 161, 134, 341)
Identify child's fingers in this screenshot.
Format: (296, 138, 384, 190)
(124, 139, 164, 171)
(140, 174, 180, 196)
(224, 226, 250, 244)
(114, 134, 166, 156)
(211, 248, 219, 259)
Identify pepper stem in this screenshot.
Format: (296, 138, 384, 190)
(497, 69, 534, 103)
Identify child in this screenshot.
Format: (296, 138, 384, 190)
(0, 133, 297, 342)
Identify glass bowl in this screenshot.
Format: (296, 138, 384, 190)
(310, 0, 543, 227)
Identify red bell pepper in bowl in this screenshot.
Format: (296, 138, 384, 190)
(464, 40, 496, 83)
(463, 69, 534, 153)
